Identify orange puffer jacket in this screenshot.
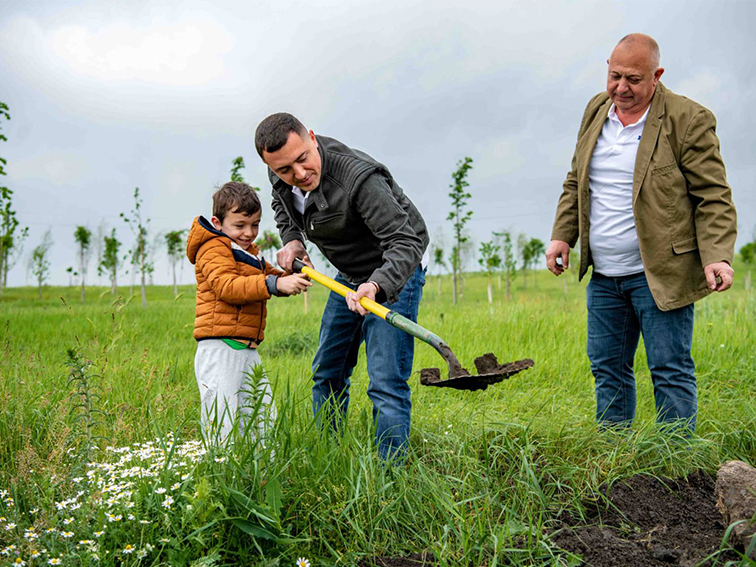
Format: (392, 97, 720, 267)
(186, 216, 283, 345)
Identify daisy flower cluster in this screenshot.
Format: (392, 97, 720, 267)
(0, 434, 213, 566)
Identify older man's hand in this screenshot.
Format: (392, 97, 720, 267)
(545, 240, 570, 276)
(704, 262, 734, 292)
(276, 240, 312, 273)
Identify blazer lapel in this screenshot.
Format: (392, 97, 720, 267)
(632, 83, 666, 205)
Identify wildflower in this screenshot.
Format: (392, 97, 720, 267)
(5, 522, 16, 530)
(24, 528, 39, 540)
(162, 496, 174, 509)
(61, 531, 74, 538)
(122, 545, 135, 555)
(214, 456, 227, 463)
(171, 483, 180, 490)
(30, 508, 39, 515)
(72, 477, 83, 484)
(79, 540, 94, 546)
(30, 551, 41, 559)
(127, 514, 135, 521)
(155, 487, 167, 495)
(159, 538, 170, 544)
(13, 559, 26, 566)
(93, 530, 104, 537)
(45, 528, 57, 534)
(296, 558, 311, 567)
(136, 549, 147, 559)
(63, 517, 74, 525)
(70, 503, 81, 511)
(92, 554, 99, 561)
(139, 520, 150, 525)
(48, 559, 62, 566)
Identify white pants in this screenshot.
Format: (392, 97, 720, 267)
(194, 340, 277, 445)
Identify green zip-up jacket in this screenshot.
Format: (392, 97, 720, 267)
(551, 82, 737, 311)
(269, 135, 429, 304)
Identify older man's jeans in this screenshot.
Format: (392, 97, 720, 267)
(586, 271, 697, 430)
(311, 266, 425, 459)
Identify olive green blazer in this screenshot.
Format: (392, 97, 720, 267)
(551, 82, 737, 311)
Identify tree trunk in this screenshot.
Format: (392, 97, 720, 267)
(140, 251, 146, 308)
(437, 274, 442, 297)
(487, 276, 493, 315)
(111, 271, 117, 295)
(38, 278, 42, 300)
(172, 261, 178, 298)
(80, 250, 86, 302)
(506, 274, 511, 301)
(452, 268, 458, 305)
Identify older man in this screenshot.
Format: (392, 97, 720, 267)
(255, 113, 429, 458)
(546, 34, 737, 430)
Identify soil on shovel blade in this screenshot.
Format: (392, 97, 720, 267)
(552, 470, 740, 566)
(420, 353, 534, 391)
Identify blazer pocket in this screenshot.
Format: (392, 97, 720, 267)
(652, 162, 679, 175)
(672, 237, 698, 254)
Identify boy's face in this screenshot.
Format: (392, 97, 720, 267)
(211, 209, 261, 251)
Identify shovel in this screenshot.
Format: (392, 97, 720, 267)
(291, 259, 533, 391)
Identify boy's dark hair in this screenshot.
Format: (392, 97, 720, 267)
(255, 113, 308, 157)
(212, 182, 261, 222)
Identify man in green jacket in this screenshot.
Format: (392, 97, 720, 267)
(545, 33, 737, 431)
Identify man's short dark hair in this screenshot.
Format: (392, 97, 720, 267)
(255, 113, 308, 157)
(212, 182, 261, 222)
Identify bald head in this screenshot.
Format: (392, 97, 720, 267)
(615, 33, 660, 74)
(606, 33, 664, 121)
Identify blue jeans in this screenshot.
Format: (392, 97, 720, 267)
(311, 266, 425, 459)
(586, 271, 697, 430)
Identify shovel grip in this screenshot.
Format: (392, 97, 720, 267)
(292, 258, 390, 320)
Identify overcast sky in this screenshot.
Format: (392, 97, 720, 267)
(1, 0, 754, 287)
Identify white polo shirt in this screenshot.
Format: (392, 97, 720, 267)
(588, 103, 649, 277)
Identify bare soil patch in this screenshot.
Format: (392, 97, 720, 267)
(553, 470, 741, 566)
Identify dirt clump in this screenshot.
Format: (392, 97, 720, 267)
(553, 470, 740, 566)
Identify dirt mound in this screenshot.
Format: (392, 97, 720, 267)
(553, 471, 740, 566)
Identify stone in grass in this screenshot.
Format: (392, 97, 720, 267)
(715, 460, 756, 555)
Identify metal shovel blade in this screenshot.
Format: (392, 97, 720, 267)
(420, 353, 534, 391)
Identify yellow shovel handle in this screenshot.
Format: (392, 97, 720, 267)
(292, 259, 390, 320)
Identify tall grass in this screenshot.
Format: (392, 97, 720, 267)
(0, 265, 754, 565)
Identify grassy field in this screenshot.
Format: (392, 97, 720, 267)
(0, 265, 754, 566)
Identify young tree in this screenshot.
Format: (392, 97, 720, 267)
(230, 157, 260, 191)
(74, 225, 92, 302)
(431, 243, 447, 297)
(256, 229, 282, 257)
(479, 239, 501, 312)
(28, 230, 52, 300)
(741, 226, 756, 291)
(92, 221, 107, 285)
(447, 156, 473, 305)
(526, 238, 545, 289)
(65, 266, 77, 287)
(121, 188, 152, 308)
(99, 228, 121, 294)
(494, 230, 517, 301)
(164, 229, 187, 298)
(230, 156, 246, 182)
(0, 102, 28, 294)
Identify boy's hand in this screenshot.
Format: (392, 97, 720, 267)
(277, 240, 312, 272)
(276, 273, 312, 296)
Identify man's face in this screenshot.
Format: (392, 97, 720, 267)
(212, 209, 261, 251)
(262, 130, 322, 191)
(606, 43, 664, 116)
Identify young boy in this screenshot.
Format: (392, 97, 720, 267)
(186, 181, 310, 443)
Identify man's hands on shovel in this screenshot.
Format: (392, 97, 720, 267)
(277, 239, 378, 315)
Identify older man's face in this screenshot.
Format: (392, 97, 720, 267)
(606, 43, 664, 117)
(262, 130, 322, 191)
